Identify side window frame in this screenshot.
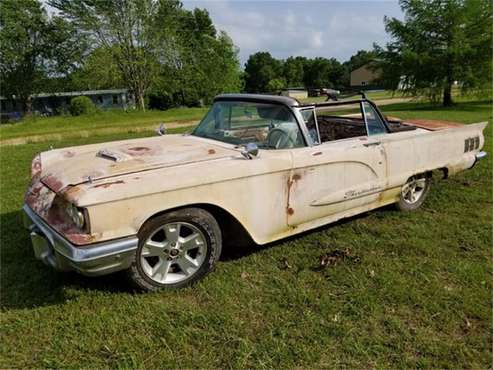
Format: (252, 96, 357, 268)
(300, 107, 321, 145)
(311, 103, 367, 145)
(361, 101, 390, 135)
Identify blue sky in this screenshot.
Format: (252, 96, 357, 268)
(182, 0, 404, 66)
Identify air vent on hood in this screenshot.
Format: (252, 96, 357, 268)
(96, 148, 131, 162)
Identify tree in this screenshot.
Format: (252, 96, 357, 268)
(345, 50, 377, 72)
(283, 56, 306, 87)
(266, 77, 287, 93)
(244, 52, 283, 93)
(160, 8, 241, 106)
(376, 0, 492, 106)
(50, 0, 183, 110)
(71, 46, 125, 90)
(303, 57, 345, 89)
(0, 0, 84, 114)
(0, 0, 46, 114)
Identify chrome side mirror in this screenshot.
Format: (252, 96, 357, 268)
(156, 123, 166, 136)
(241, 143, 259, 159)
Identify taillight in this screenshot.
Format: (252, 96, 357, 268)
(464, 137, 479, 153)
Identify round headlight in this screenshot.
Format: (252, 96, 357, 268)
(66, 203, 85, 229)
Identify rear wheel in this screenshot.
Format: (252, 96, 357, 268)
(396, 175, 431, 211)
(127, 208, 222, 291)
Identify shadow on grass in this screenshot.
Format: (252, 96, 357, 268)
(220, 207, 392, 262)
(0, 210, 135, 310)
(2, 205, 395, 310)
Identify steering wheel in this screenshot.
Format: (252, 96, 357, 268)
(266, 128, 292, 149)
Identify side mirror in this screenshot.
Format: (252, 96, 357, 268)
(241, 143, 259, 160)
(156, 123, 166, 136)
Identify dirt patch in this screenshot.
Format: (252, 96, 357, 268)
(317, 248, 361, 268)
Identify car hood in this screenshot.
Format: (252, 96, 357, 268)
(39, 135, 237, 193)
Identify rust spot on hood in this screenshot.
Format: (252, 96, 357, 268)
(208, 149, 216, 155)
(125, 146, 154, 156)
(63, 150, 76, 158)
(92, 180, 125, 189)
(128, 146, 150, 152)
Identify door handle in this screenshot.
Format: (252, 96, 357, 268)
(363, 141, 381, 147)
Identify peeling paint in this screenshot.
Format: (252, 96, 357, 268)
(42, 174, 64, 193)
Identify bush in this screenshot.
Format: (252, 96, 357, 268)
(69, 96, 96, 116)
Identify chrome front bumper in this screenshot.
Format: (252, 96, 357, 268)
(22, 204, 138, 276)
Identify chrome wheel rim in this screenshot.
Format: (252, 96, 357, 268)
(140, 222, 207, 284)
(402, 178, 427, 204)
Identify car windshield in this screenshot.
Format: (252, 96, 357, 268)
(192, 101, 305, 149)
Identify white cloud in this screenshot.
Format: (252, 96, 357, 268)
(183, 1, 403, 66)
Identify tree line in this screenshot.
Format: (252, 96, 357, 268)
(0, 0, 242, 113)
(1, 0, 490, 114)
(243, 50, 375, 93)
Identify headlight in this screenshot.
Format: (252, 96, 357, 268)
(66, 202, 85, 229)
(31, 154, 42, 178)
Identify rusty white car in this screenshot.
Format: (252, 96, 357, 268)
(23, 93, 487, 290)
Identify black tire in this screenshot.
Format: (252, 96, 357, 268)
(126, 207, 222, 291)
(395, 174, 431, 212)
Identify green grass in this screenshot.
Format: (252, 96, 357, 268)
(0, 107, 207, 141)
(1, 100, 492, 368)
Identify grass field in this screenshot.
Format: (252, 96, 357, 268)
(0, 90, 407, 143)
(0, 107, 207, 142)
(1, 99, 492, 368)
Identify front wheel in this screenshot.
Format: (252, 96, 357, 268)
(396, 175, 431, 211)
(126, 208, 222, 291)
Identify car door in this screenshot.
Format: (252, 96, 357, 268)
(286, 103, 388, 227)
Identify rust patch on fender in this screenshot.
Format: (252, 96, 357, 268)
(42, 174, 64, 192)
(208, 149, 216, 155)
(62, 185, 81, 203)
(286, 172, 302, 217)
(92, 180, 125, 189)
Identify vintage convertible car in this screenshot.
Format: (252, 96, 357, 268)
(23, 93, 487, 290)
